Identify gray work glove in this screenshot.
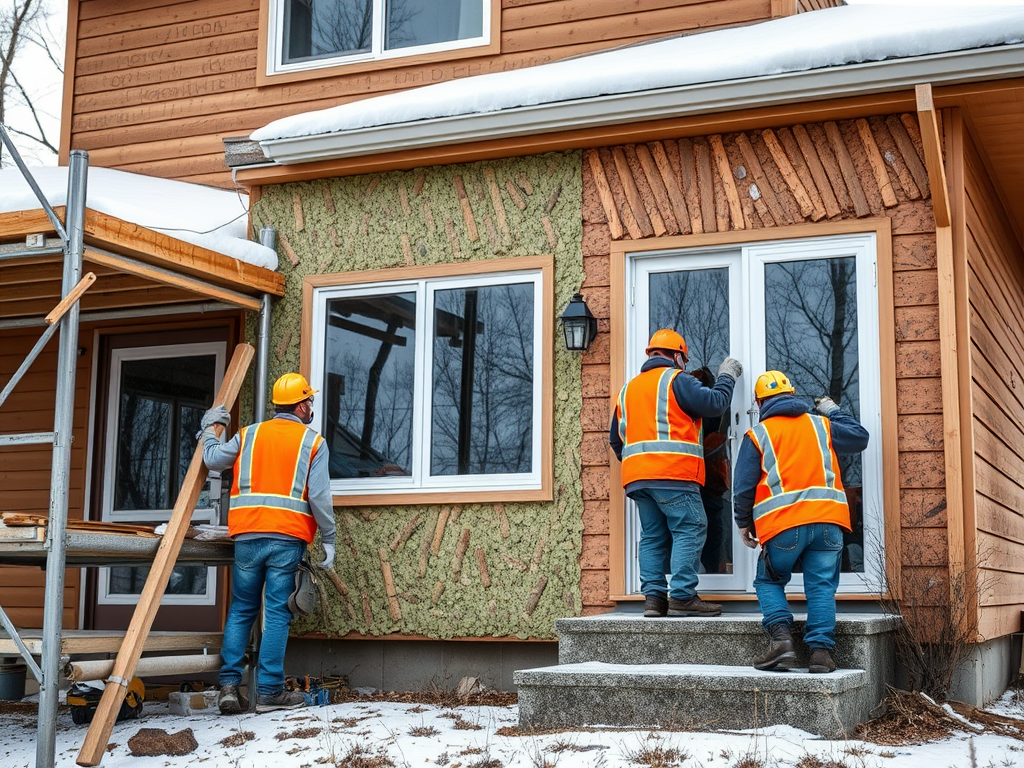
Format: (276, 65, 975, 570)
(717, 357, 743, 381)
(814, 396, 840, 416)
(200, 405, 230, 431)
(318, 542, 336, 569)
(740, 527, 759, 549)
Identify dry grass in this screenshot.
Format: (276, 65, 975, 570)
(625, 737, 688, 768)
(334, 744, 395, 768)
(275, 726, 323, 741)
(328, 688, 516, 708)
(407, 724, 440, 737)
(219, 730, 255, 748)
(795, 756, 848, 768)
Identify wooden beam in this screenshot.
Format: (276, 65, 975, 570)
(77, 343, 254, 767)
(0, 207, 63, 241)
(45, 272, 96, 325)
(916, 84, 952, 228)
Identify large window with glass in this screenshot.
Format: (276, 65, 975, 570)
(268, 0, 490, 74)
(306, 260, 551, 500)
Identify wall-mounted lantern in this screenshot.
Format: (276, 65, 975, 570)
(560, 293, 598, 352)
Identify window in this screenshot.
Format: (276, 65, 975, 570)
(269, 0, 490, 74)
(305, 258, 552, 502)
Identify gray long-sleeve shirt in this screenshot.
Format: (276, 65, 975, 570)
(202, 413, 336, 547)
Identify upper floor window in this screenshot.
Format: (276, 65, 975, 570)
(271, 0, 489, 74)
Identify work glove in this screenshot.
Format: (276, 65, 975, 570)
(200, 405, 230, 431)
(717, 357, 743, 381)
(318, 542, 336, 569)
(740, 527, 759, 549)
(814, 396, 839, 416)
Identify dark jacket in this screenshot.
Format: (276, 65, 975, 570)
(732, 394, 870, 531)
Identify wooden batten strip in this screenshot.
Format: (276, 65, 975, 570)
(823, 122, 871, 217)
(804, 124, 855, 214)
(708, 135, 745, 230)
(635, 143, 681, 235)
(611, 147, 656, 237)
(916, 86, 951, 228)
(504, 179, 527, 211)
(886, 115, 931, 198)
(622, 145, 665, 236)
(855, 119, 899, 208)
(761, 129, 822, 220)
(584, 149, 623, 238)
(482, 167, 510, 239)
(736, 133, 791, 226)
(677, 138, 705, 234)
(452, 176, 480, 242)
(787, 126, 841, 218)
(647, 141, 691, 234)
(873, 117, 921, 200)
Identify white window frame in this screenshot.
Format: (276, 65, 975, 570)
(309, 268, 545, 497)
(267, 0, 492, 76)
(97, 342, 224, 606)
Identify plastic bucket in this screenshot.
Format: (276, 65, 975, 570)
(0, 663, 27, 701)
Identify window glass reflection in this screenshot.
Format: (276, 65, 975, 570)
(109, 564, 207, 596)
(386, 0, 482, 50)
(430, 283, 534, 475)
(323, 293, 416, 478)
(284, 0, 372, 63)
(764, 257, 864, 573)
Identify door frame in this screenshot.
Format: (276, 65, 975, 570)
(608, 220, 900, 601)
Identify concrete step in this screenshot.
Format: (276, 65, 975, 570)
(556, 612, 899, 711)
(514, 661, 871, 738)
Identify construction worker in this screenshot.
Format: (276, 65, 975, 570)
(610, 329, 742, 618)
(200, 372, 336, 714)
(733, 371, 869, 673)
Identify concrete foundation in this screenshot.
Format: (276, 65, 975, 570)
(950, 633, 1022, 706)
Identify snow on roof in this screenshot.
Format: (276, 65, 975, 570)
(0, 166, 278, 270)
(251, 5, 1024, 143)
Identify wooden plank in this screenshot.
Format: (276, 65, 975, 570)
(677, 138, 705, 234)
(789, 125, 842, 218)
(916, 85, 951, 227)
(635, 143, 680, 235)
(871, 116, 921, 201)
(78, 0, 259, 40)
(735, 132, 791, 225)
(44, 273, 98, 325)
(584, 150, 624, 239)
(0, 630, 223, 657)
(761, 128, 821, 220)
(0, 208, 62, 241)
(708, 135, 745, 230)
(801, 124, 854, 214)
(824, 121, 871, 217)
(623, 145, 667, 236)
(75, 47, 257, 96)
(503, 0, 740, 29)
(611, 147, 656, 238)
(77, 343, 253, 767)
(856, 118, 899, 208)
(647, 141, 691, 234)
(887, 114, 931, 198)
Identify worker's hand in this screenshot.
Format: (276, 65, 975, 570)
(814, 396, 839, 416)
(318, 543, 335, 569)
(740, 527, 759, 549)
(717, 357, 743, 381)
(200, 405, 231, 431)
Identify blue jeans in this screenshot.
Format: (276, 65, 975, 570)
(631, 486, 707, 600)
(220, 537, 305, 695)
(754, 522, 843, 649)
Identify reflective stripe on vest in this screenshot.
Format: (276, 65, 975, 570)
(748, 413, 850, 543)
(229, 419, 321, 543)
(618, 367, 704, 486)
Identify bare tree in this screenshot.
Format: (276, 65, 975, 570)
(1, 0, 61, 166)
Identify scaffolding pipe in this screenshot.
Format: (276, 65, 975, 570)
(0, 319, 62, 409)
(255, 228, 275, 423)
(36, 150, 88, 768)
(0, 125, 68, 241)
(64, 654, 223, 683)
(0, 432, 54, 446)
(0, 603, 43, 683)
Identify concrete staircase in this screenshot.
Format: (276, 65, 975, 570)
(514, 612, 900, 738)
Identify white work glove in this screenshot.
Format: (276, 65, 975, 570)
(740, 527, 759, 549)
(814, 396, 840, 416)
(717, 357, 743, 381)
(318, 542, 335, 569)
(200, 405, 230, 431)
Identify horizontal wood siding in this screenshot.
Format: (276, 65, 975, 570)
(582, 114, 936, 613)
(963, 132, 1024, 640)
(65, 0, 777, 187)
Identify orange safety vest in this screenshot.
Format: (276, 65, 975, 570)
(616, 367, 704, 487)
(229, 418, 323, 543)
(748, 413, 851, 544)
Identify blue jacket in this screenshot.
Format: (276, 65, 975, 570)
(732, 394, 869, 531)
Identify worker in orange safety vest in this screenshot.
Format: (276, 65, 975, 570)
(200, 372, 335, 714)
(610, 329, 742, 618)
(732, 371, 869, 673)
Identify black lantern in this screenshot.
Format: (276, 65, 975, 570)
(560, 293, 598, 352)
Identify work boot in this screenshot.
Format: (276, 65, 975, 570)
(256, 689, 306, 713)
(808, 647, 837, 674)
(217, 684, 249, 715)
(667, 595, 722, 617)
(753, 623, 797, 671)
(643, 593, 668, 618)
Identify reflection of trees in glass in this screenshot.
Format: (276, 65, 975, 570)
(649, 268, 730, 370)
(431, 284, 534, 475)
(285, 0, 421, 60)
(110, 564, 206, 596)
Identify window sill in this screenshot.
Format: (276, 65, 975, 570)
(332, 487, 551, 507)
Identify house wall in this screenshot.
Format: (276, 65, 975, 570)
(579, 114, 944, 615)
(963, 130, 1024, 641)
(63, 0, 783, 188)
(250, 152, 584, 640)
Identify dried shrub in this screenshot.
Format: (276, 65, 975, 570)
(275, 726, 322, 741)
(408, 725, 440, 737)
(219, 730, 255, 748)
(336, 744, 395, 768)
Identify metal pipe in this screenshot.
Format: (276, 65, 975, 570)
(0, 246, 64, 261)
(255, 228, 276, 424)
(0, 125, 68, 241)
(36, 150, 87, 768)
(0, 321, 62, 409)
(0, 301, 235, 331)
(64, 654, 222, 683)
(0, 604, 43, 683)
(0, 432, 54, 446)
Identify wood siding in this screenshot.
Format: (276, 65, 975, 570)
(65, 0, 782, 188)
(963, 131, 1024, 640)
(580, 114, 936, 613)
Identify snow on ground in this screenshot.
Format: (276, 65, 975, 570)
(3, 695, 1023, 768)
(0, 166, 277, 271)
(251, 5, 1024, 143)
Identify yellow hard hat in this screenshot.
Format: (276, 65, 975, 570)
(754, 370, 795, 400)
(646, 329, 688, 358)
(272, 372, 318, 405)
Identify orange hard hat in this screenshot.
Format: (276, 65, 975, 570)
(646, 329, 688, 358)
(272, 372, 318, 405)
(754, 370, 795, 400)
